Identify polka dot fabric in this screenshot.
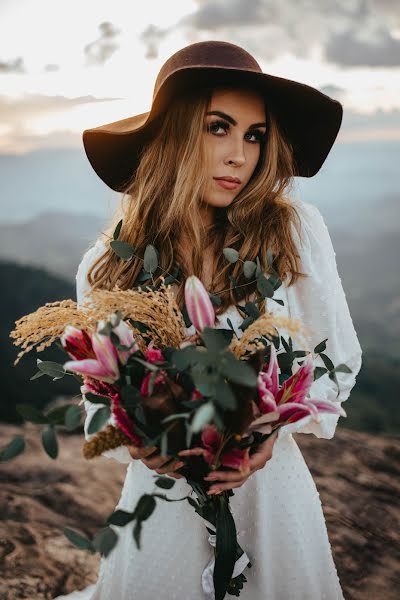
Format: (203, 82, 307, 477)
(55, 199, 362, 599)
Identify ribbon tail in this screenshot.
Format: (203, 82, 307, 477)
(200, 517, 250, 600)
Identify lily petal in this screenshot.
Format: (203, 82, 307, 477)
(276, 354, 314, 406)
(64, 358, 116, 382)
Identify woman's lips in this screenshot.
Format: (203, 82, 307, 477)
(214, 178, 240, 190)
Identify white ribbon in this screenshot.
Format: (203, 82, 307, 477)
(201, 517, 251, 600)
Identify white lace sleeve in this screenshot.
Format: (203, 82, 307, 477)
(277, 200, 363, 442)
(76, 240, 134, 464)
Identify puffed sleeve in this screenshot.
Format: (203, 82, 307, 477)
(76, 240, 135, 464)
(276, 200, 363, 442)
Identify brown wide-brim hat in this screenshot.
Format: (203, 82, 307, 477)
(83, 40, 343, 192)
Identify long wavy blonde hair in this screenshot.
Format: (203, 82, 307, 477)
(86, 84, 307, 318)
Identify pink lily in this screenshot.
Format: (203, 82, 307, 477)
(179, 424, 250, 476)
(111, 318, 139, 365)
(248, 345, 346, 434)
(64, 324, 120, 383)
(140, 370, 168, 396)
(184, 275, 215, 332)
(81, 382, 142, 445)
(144, 340, 164, 364)
(61, 325, 95, 360)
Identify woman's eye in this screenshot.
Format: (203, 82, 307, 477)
(245, 131, 265, 144)
(207, 120, 228, 135)
(206, 120, 266, 143)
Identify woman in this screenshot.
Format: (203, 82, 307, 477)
(56, 41, 362, 599)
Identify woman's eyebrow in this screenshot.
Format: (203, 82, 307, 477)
(206, 110, 266, 129)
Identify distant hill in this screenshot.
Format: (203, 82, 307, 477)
(0, 211, 105, 280)
(1, 260, 77, 422)
(1, 258, 399, 435)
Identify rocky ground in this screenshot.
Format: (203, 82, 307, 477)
(0, 423, 399, 600)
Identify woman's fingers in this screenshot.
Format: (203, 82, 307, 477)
(204, 468, 253, 484)
(207, 477, 249, 495)
(154, 459, 185, 475)
(248, 430, 279, 470)
(127, 444, 158, 459)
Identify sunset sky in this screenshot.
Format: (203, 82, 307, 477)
(1, 0, 400, 155)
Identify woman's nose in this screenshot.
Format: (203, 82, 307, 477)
(224, 138, 246, 166)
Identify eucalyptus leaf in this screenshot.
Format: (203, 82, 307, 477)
(257, 274, 274, 298)
(143, 244, 158, 273)
(201, 327, 233, 352)
(320, 353, 335, 372)
(87, 406, 111, 435)
(97, 321, 113, 335)
(154, 476, 176, 490)
(42, 425, 58, 459)
(30, 370, 45, 380)
(244, 301, 260, 319)
(113, 219, 123, 240)
(209, 293, 222, 306)
(223, 247, 239, 263)
(214, 378, 237, 410)
(334, 363, 352, 373)
(133, 494, 157, 521)
(219, 353, 257, 387)
(239, 315, 254, 331)
(92, 526, 118, 558)
(191, 401, 215, 433)
(63, 527, 94, 552)
(214, 495, 238, 600)
(255, 256, 262, 277)
(137, 269, 152, 282)
(161, 431, 168, 457)
(64, 405, 82, 430)
(131, 355, 160, 371)
(161, 412, 190, 424)
(313, 366, 328, 380)
(133, 520, 142, 550)
(106, 509, 136, 527)
(84, 392, 111, 405)
(243, 260, 256, 279)
(0, 435, 25, 462)
(46, 404, 71, 425)
(120, 385, 141, 407)
(170, 346, 200, 371)
(110, 239, 135, 260)
(16, 403, 49, 424)
(314, 339, 328, 354)
(37, 360, 65, 379)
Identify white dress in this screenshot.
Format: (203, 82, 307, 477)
(54, 200, 362, 600)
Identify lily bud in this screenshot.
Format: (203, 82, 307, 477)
(184, 275, 215, 332)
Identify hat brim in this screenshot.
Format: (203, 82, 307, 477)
(82, 66, 343, 192)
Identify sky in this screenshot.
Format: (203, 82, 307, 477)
(1, 0, 400, 155)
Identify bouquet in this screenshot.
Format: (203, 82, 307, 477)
(8, 251, 350, 600)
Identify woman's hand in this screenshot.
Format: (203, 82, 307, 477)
(202, 429, 279, 495)
(127, 444, 185, 478)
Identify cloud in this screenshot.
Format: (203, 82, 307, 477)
(139, 24, 170, 59)
(318, 84, 347, 103)
(175, 0, 400, 67)
(325, 26, 400, 67)
(184, 0, 266, 29)
(0, 93, 121, 121)
(0, 93, 123, 154)
(84, 21, 121, 66)
(0, 57, 26, 74)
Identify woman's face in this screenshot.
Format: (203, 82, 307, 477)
(202, 87, 267, 210)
